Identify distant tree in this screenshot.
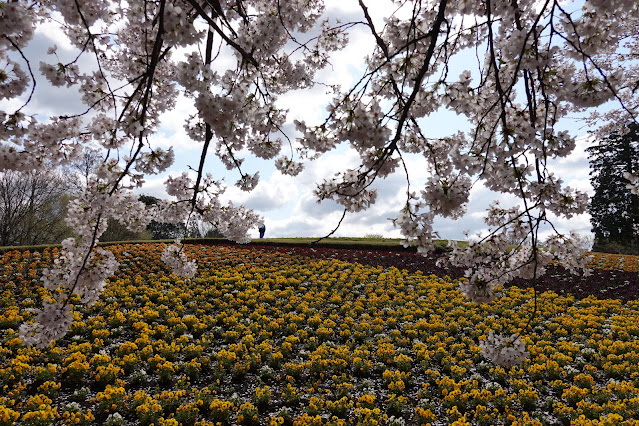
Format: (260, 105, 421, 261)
(138, 195, 186, 240)
(100, 219, 152, 242)
(64, 148, 103, 192)
(139, 195, 225, 240)
(204, 227, 225, 239)
(587, 124, 639, 254)
(190, 219, 225, 238)
(64, 149, 153, 242)
(138, 195, 161, 206)
(186, 220, 203, 238)
(364, 233, 384, 239)
(0, 170, 74, 246)
(63, 148, 155, 242)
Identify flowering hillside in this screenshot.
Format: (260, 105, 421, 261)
(1, 244, 638, 425)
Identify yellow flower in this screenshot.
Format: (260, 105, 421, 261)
(0, 406, 20, 424)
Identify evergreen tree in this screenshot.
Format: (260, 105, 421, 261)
(138, 195, 224, 240)
(138, 195, 186, 240)
(587, 124, 639, 253)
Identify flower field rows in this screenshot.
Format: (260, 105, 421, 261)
(1, 243, 639, 425)
(248, 245, 639, 302)
(586, 253, 639, 273)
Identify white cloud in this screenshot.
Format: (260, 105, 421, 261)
(155, 94, 198, 143)
(547, 134, 594, 195)
(133, 174, 170, 200)
(34, 16, 76, 53)
(276, 29, 373, 125)
(221, 171, 300, 211)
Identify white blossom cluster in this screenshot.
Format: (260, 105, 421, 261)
(39, 238, 120, 306)
(0, 2, 35, 52)
(18, 300, 74, 348)
(39, 58, 80, 88)
(134, 148, 175, 175)
(442, 202, 589, 314)
(479, 332, 530, 368)
(393, 196, 437, 255)
(422, 175, 471, 219)
(0, 59, 28, 100)
(275, 156, 304, 176)
(458, 278, 498, 304)
(200, 201, 261, 244)
(624, 172, 639, 195)
(161, 243, 197, 279)
(315, 169, 379, 213)
(2, 0, 639, 361)
(236, 172, 260, 192)
(544, 232, 592, 276)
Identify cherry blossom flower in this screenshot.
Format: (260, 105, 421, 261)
(480, 332, 530, 368)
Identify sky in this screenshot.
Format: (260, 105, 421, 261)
(5, 1, 599, 243)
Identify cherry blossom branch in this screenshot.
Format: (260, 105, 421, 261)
(310, 208, 348, 245)
(71, 0, 118, 113)
(4, 37, 36, 113)
(190, 28, 215, 210)
(184, 0, 258, 68)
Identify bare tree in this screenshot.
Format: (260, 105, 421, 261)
(0, 170, 74, 246)
(63, 148, 103, 193)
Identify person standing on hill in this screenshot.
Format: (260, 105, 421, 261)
(258, 223, 266, 238)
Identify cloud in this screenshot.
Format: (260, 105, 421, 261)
(133, 175, 170, 200)
(547, 134, 594, 195)
(221, 170, 301, 211)
(153, 94, 201, 152)
(373, 171, 411, 202)
(299, 194, 342, 217)
(34, 17, 76, 52)
(266, 210, 350, 238)
(227, 184, 297, 212)
(539, 212, 592, 241)
(276, 42, 373, 125)
(133, 125, 595, 242)
(243, 192, 291, 211)
(268, 217, 312, 238)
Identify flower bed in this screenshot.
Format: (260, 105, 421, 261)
(248, 244, 639, 301)
(1, 243, 638, 425)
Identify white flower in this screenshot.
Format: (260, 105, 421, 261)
(161, 242, 197, 278)
(479, 332, 529, 368)
(459, 278, 498, 304)
(275, 156, 304, 176)
(236, 172, 260, 191)
(19, 300, 74, 348)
